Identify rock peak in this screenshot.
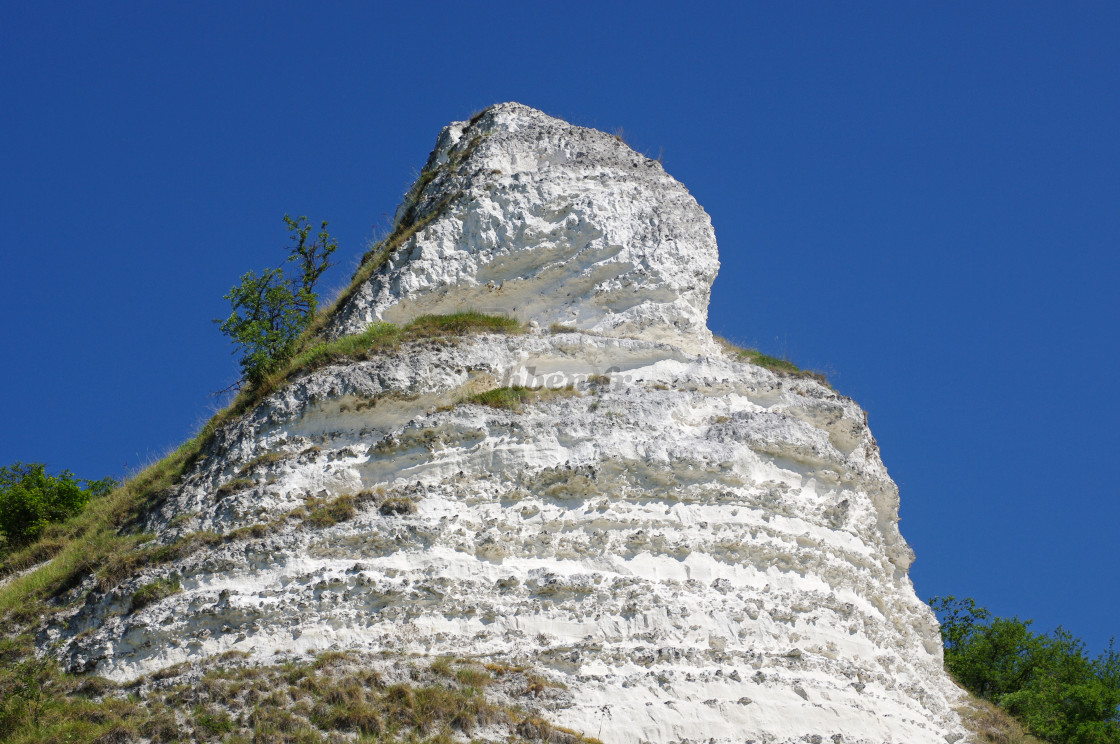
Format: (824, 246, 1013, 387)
(49, 106, 966, 744)
(330, 103, 720, 352)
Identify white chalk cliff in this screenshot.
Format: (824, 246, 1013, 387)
(51, 104, 965, 743)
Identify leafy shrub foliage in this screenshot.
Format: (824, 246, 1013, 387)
(0, 463, 114, 552)
(931, 596, 1120, 743)
(218, 215, 337, 385)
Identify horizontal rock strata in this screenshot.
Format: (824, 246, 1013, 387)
(46, 104, 964, 744)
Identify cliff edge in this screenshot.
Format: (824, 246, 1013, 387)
(47, 104, 965, 744)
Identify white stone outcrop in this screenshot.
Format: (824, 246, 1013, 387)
(329, 103, 720, 355)
(46, 104, 964, 744)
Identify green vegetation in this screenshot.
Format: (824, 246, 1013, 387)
(429, 656, 454, 678)
(129, 577, 181, 612)
(464, 385, 580, 412)
(466, 386, 539, 410)
(0, 463, 114, 553)
(931, 596, 1120, 743)
(237, 451, 289, 477)
(303, 492, 358, 528)
(285, 312, 521, 385)
(218, 215, 338, 385)
(745, 351, 801, 374)
(96, 531, 218, 590)
(215, 478, 254, 499)
(714, 336, 829, 385)
(404, 311, 521, 337)
(0, 645, 600, 744)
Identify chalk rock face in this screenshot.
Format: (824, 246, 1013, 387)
(50, 105, 965, 744)
(329, 102, 720, 354)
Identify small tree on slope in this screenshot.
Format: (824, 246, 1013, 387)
(218, 215, 336, 385)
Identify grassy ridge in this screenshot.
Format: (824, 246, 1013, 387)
(295, 123, 489, 350)
(289, 312, 521, 376)
(0, 313, 520, 614)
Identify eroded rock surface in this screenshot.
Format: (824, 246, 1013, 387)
(329, 103, 720, 355)
(46, 104, 964, 744)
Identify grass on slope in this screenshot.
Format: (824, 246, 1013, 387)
(463, 385, 581, 412)
(0, 645, 601, 744)
(0, 307, 528, 741)
(0, 312, 520, 615)
(297, 120, 489, 347)
(715, 336, 830, 386)
(957, 694, 1047, 744)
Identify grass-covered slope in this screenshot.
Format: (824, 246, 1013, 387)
(0, 306, 541, 742)
(0, 312, 522, 615)
(0, 642, 600, 744)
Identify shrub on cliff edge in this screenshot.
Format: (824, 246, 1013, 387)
(931, 596, 1120, 743)
(0, 463, 114, 552)
(218, 215, 337, 385)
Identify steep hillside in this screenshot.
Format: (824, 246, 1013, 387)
(8, 104, 966, 744)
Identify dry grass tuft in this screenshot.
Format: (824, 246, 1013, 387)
(215, 478, 254, 499)
(236, 451, 289, 477)
(378, 497, 416, 517)
(715, 336, 830, 386)
(957, 695, 1046, 744)
(129, 577, 180, 612)
(303, 493, 357, 528)
(404, 311, 522, 337)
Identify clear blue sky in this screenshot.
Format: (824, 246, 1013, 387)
(2, 3, 1117, 651)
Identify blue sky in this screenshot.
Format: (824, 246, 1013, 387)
(2, 3, 1117, 651)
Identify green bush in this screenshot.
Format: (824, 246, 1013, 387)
(931, 596, 1120, 743)
(0, 655, 52, 733)
(218, 215, 337, 385)
(0, 463, 114, 552)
